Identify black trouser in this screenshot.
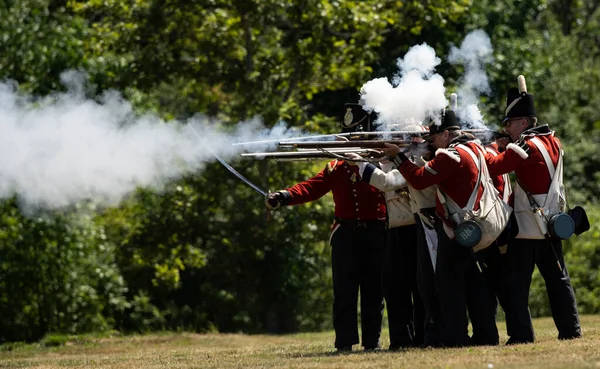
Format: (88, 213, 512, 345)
(383, 223, 425, 348)
(435, 221, 499, 347)
(414, 214, 442, 348)
(475, 244, 516, 341)
(505, 237, 582, 343)
(331, 223, 385, 349)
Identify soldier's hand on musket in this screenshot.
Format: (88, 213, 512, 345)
(496, 136, 510, 152)
(382, 143, 410, 168)
(381, 142, 401, 156)
(423, 143, 436, 161)
(344, 152, 362, 165)
(266, 191, 285, 210)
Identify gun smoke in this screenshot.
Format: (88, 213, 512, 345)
(0, 71, 297, 212)
(359, 43, 447, 129)
(448, 29, 494, 129)
(359, 29, 496, 132)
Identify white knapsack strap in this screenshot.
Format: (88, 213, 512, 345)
(436, 145, 482, 213)
(461, 145, 483, 211)
(524, 137, 564, 210)
(530, 137, 558, 178)
(502, 174, 512, 203)
(486, 147, 512, 203)
(529, 136, 564, 188)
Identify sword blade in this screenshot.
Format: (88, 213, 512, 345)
(186, 123, 268, 197)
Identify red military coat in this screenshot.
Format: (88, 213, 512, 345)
(486, 126, 561, 195)
(285, 160, 386, 221)
(398, 139, 484, 222)
(485, 143, 512, 204)
(485, 125, 563, 239)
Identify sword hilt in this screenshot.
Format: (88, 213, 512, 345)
(266, 190, 272, 222)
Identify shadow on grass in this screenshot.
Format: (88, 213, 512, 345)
(286, 348, 401, 358)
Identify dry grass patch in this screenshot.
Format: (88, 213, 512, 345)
(1, 316, 599, 369)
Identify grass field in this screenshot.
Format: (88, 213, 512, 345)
(1, 315, 599, 369)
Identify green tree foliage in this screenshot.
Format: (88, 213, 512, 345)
(0, 0, 88, 93)
(69, 0, 472, 125)
(69, 0, 391, 125)
(96, 162, 334, 333)
(0, 200, 127, 343)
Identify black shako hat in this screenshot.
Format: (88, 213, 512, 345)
(503, 75, 536, 123)
(341, 102, 377, 133)
(423, 93, 460, 136)
(425, 109, 460, 136)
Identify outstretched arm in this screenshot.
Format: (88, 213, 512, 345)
(396, 148, 460, 190)
(486, 141, 530, 176)
(359, 162, 408, 192)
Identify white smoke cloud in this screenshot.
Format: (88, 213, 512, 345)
(359, 43, 447, 129)
(395, 44, 441, 78)
(0, 71, 300, 212)
(448, 29, 494, 128)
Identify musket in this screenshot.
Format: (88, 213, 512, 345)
(279, 140, 423, 149)
(241, 148, 386, 161)
(233, 130, 427, 146)
(233, 128, 497, 147)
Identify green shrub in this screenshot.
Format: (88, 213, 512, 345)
(0, 199, 128, 343)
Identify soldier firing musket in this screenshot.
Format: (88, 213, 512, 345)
(264, 101, 388, 353)
(484, 74, 584, 344)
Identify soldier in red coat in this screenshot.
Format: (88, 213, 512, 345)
(266, 103, 387, 352)
(347, 126, 428, 350)
(381, 110, 499, 347)
(485, 76, 582, 344)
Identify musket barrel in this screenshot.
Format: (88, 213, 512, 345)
(279, 140, 415, 149)
(241, 149, 386, 160)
